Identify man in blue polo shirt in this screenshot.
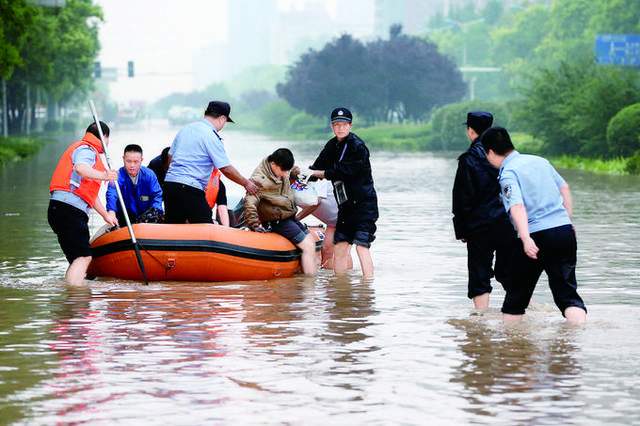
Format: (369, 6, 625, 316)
(106, 144, 163, 225)
(482, 127, 587, 324)
(164, 101, 259, 224)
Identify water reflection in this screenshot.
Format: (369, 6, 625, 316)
(449, 316, 584, 423)
(315, 275, 378, 399)
(0, 287, 59, 424)
(241, 277, 308, 353)
(322, 276, 378, 362)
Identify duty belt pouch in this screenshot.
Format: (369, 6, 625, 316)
(333, 181, 348, 205)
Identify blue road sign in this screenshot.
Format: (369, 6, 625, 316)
(595, 34, 640, 67)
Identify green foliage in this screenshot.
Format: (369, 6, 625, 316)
(245, 98, 433, 151)
(607, 103, 640, 157)
(589, 0, 640, 33)
(286, 112, 326, 137)
(515, 60, 640, 156)
(3, 0, 103, 135)
(626, 151, 640, 175)
(0, 137, 43, 163)
(489, 5, 550, 96)
(278, 29, 465, 123)
(550, 155, 629, 175)
(258, 100, 299, 133)
(0, 0, 34, 80)
(0, 146, 15, 162)
(511, 132, 544, 155)
(356, 123, 432, 151)
(428, 100, 511, 151)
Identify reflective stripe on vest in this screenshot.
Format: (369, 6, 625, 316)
(49, 133, 106, 208)
(205, 168, 222, 209)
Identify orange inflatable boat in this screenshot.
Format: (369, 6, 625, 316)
(88, 224, 323, 282)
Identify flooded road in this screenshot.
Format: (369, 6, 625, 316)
(1, 120, 639, 424)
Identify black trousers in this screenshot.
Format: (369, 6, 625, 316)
(47, 200, 91, 263)
(466, 220, 517, 299)
(164, 182, 212, 224)
(502, 224, 587, 315)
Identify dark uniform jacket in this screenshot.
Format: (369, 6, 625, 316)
(310, 132, 378, 221)
(148, 154, 168, 189)
(452, 139, 509, 240)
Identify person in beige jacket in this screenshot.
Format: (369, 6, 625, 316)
(244, 148, 318, 276)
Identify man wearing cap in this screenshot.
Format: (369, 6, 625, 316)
(452, 111, 516, 309)
(309, 107, 379, 278)
(164, 101, 259, 224)
(482, 127, 587, 324)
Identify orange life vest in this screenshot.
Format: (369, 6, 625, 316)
(205, 168, 222, 209)
(49, 132, 106, 208)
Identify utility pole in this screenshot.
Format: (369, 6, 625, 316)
(459, 66, 502, 101)
(2, 79, 7, 137)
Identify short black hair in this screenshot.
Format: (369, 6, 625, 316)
(86, 121, 110, 138)
(481, 127, 514, 156)
(124, 144, 143, 155)
(160, 146, 170, 161)
(267, 148, 294, 171)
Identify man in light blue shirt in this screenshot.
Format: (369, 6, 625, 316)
(482, 127, 586, 324)
(164, 101, 259, 223)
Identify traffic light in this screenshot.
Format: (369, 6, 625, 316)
(127, 60, 134, 78)
(94, 61, 101, 78)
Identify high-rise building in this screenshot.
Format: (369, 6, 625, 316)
(193, 0, 377, 88)
(227, 0, 278, 74)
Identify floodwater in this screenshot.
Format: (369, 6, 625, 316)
(0, 120, 639, 424)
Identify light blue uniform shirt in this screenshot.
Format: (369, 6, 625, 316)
(499, 151, 571, 234)
(165, 119, 231, 191)
(50, 146, 96, 214)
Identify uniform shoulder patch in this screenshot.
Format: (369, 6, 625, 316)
(503, 184, 512, 199)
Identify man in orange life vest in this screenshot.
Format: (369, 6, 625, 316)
(48, 121, 118, 285)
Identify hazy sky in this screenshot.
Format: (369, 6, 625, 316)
(97, 0, 227, 104)
(96, 0, 340, 105)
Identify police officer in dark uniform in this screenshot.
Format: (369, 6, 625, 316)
(309, 107, 378, 278)
(452, 111, 516, 309)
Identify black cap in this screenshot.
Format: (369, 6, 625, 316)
(205, 101, 234, 123)
(330, 107, 352, 123)
(463, 111, 493, 134)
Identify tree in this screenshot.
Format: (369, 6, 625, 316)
(0, 0, 33, 80)
(277, 29, 465, 123)
(607, 103, 640, 157)
(277, 35, 374, 120)
(515, 59, 640, 156)
(46, 0, 103, 105)
(371, 25, 466, 121)
(589, 0, 640, 33)
(2, 0, 103, 133)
